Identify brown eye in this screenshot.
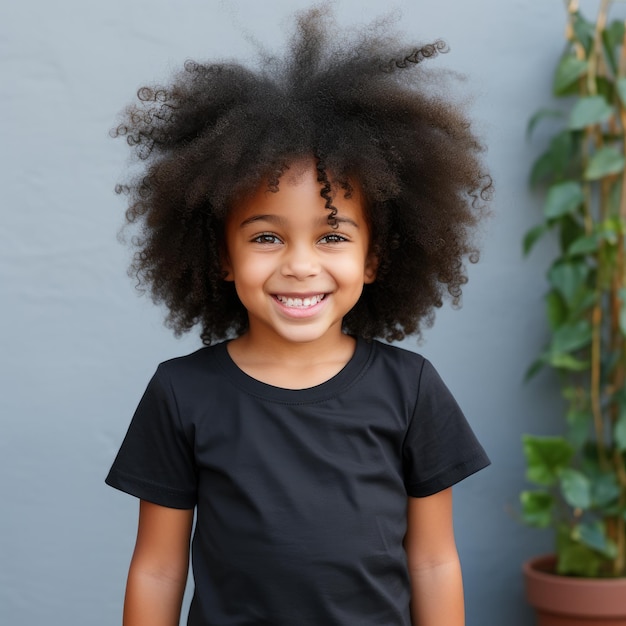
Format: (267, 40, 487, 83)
(252, 233, 282, 244)
(319, 234, 348, 244)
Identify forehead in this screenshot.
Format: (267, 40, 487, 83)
(229, 162, 368, 224)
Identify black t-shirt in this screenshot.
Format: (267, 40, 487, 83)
(106, 338, 490, 626)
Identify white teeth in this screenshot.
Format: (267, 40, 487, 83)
(276, 294, 324, 308)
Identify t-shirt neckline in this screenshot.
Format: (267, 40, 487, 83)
(213, 336, 373, 403)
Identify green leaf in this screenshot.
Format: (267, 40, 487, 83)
(568, 233, 600, 256)
(530, 152, 556, 187)
(558, 544, 604, 576)
(529, 131, 578, 186)
(566, 408, 590, 449)
(550, 320, 592, 353)
(601, 217, 623, 242)
(560, 468, 592, 508)
(523, 223, 549, 256)
(603, 20, 625, 76)
(568, 96, 614, 130)
(615, 410, 626, 451)
(520, 491, 554, 527)
(527, 108, 565, 139)
(561, 386, 579, 402)
(596, 76, 615, 103)
(573, 522, 618, 558)
(581, 446, 605, 475)
(545, 290, 567, 330)
(556, 524, 605, 576)
(554, 57, 587, 94)
(544, 181, 584, 219)
(523, 435, 574, 486)
(524, 357, 545, 381)
(550, 130, 577, 172)
(559, 214, 585, 254)
(572, 12, 595, 54)
(616, 77, 626, 106)
(545, 352, 590, 371)
(618, 287, 626, 337)
(607, 20, 625, 47)
(568, 289, 598, 321)
(547, 261, 589, 304)
(591, 473, 620, 508)
(584, 146, 625, 180)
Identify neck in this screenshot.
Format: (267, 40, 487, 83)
(225, 330, 357, 389)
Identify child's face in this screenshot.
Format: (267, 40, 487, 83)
(223, 162, 377, 348)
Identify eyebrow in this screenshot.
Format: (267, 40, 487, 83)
(239, 214, 360, 228)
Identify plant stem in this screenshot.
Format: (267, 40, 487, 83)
(609, 3, 626, 577)
(588, 3, 611, 470)
(591, 304, 608, 470)
(587, 0, 609, 93)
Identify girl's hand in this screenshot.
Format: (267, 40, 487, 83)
(123, 500, 194, 626)
(404, 488, 465, 626)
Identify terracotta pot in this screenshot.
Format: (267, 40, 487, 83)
(524, 555, 626, 626)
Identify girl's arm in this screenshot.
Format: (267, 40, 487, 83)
(404, 488, 464, 626)
(123, 500, 194, 626)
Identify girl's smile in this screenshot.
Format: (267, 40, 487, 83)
(274, 294, 325, 308)
(222, 161, 377, 350)
(273, 293, 327, 318)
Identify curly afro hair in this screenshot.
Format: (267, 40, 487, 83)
(113, 4, 491, 345)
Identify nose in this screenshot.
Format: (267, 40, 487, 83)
(280, 243, 320, 279)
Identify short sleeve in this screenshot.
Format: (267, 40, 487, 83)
(105, 367, 197, 509)
(402, 359, 490, 497)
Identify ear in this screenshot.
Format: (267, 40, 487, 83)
(220, 248, 234, 282)
(363, 252, 378, 284)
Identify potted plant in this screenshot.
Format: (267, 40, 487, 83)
(522, 0, 626, 623)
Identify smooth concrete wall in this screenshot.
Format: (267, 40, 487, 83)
(2, 0, 597, 624)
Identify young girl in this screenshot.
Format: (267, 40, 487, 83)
(106, 6, 491, 625)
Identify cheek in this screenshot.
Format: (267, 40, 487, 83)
(335, 255, 373, 284)
(231, 255, 273, 287)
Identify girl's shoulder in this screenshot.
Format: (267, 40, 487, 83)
(153, 341, 228, 384)
(368, 338, 428, 371)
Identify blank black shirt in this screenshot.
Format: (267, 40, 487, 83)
(106, 337, 490, 625)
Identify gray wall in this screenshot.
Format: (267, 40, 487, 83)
(2, 0, 586, 624)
